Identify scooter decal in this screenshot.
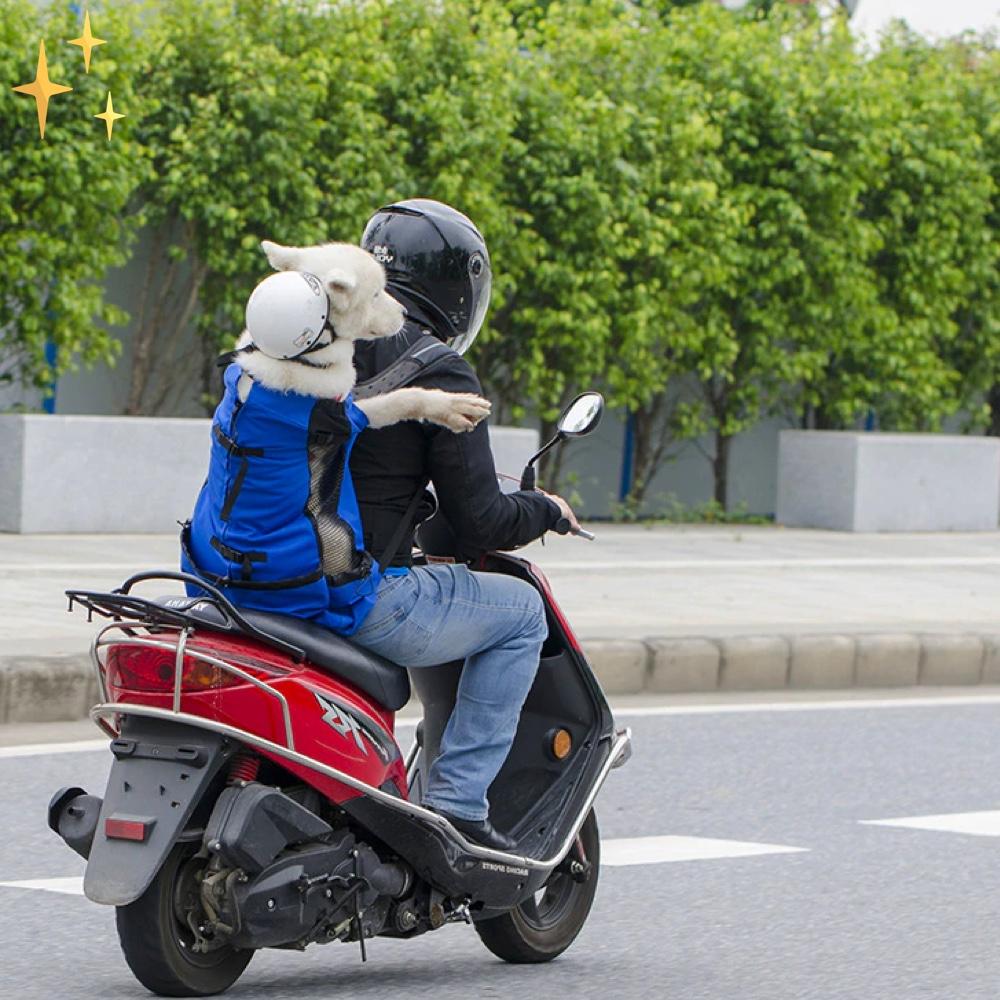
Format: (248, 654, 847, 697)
(480, 861, 529, 877)
(313, 691, 393, 762)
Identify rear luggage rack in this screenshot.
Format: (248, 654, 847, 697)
(66, 570, 306, 662)
(72, 572, 302, 750)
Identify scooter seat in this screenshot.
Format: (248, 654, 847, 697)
(155, 597, 411, 711)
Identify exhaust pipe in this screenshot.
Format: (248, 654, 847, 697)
(48, 786, 103, 860)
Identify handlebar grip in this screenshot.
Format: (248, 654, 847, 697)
(553, 518, 596, 540)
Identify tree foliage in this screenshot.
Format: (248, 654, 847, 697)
(1, 0, 997, 515)
(0, 0, 145, 392)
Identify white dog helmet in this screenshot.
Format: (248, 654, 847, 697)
(245, 271, 333, 360)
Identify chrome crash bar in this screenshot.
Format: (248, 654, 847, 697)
(88, 620, 632, 872)
(89, 622, 296, 750)
(90, 697, 631, 873)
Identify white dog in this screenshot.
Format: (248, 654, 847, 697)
(232, 239, 490, 433)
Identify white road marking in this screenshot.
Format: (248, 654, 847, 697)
(0, 876, 84, 896)
(536, 557, 1000, 572)
(0, 739, 108, 760)
(601, 835, 808, 866)
(1, 835, 808, 896)
(612, 694, 1000, 717)
(4, 693, 1000, 759)
(861, 810, 1000, 837)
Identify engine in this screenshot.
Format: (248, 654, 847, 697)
(192, 783, 414, 953)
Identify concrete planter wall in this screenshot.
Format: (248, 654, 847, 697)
(0, 414, 538, 534)
(776, 430, 1000, 532)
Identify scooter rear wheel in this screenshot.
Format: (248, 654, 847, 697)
(475, 809, 600, 963)
(115, 844, 253, 997)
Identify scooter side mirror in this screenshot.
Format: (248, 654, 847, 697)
(556, 392, 604, 437)
(520, 391, 605, 491)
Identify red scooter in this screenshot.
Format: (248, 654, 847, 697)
(48, 392, 631, 996)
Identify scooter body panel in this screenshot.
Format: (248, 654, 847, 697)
(56, 544, 626, 927)
(410, 554, 614, 857)
(401, 552, 618, 912)
(104, 629, 409, 805)
(342, 793, 551, 909)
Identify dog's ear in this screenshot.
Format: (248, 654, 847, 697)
(325, 269, 358, 311)
(261, 240, 299, 272)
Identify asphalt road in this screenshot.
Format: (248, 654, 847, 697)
(3, 695, 1000, 999)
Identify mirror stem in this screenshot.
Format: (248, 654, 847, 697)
(520, 432, 563, 491)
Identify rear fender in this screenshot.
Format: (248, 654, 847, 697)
(84, 717, 232, 905)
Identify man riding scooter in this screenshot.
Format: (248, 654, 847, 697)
(347, 199, 583, 851)
(47, 201, 622, 995)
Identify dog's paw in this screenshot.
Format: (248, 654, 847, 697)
(425, 391, 492, 433)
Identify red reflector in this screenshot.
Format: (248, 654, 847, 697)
(105, 817, 150, 842)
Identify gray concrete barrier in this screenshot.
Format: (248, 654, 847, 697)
(776, 430, 1000, 532)
(4, 632, 1000, 725)
(0, 415, 538, 533)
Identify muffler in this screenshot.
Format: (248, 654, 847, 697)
(48, 786, 103, 860)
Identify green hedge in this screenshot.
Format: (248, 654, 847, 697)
(1, 0, 997, 505)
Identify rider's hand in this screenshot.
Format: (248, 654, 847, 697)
(540, 491, 581, 533)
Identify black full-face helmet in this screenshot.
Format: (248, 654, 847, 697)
(361, 198, 492, 355)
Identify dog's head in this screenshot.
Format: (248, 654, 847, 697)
(260, 240, 405, 343)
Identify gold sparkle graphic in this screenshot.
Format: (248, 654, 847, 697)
(68, 11, 106, 74)
(94, 91, 125, 140)
(12, 39, 73, 140)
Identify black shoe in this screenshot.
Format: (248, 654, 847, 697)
(428, 807, 518, 853)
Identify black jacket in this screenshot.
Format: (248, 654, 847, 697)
(349, 322, 560, 567)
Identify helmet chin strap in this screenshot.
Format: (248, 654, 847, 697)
(217, 319, 340, 369)
(292, 319, 338, 368)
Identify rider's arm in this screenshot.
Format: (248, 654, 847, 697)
(421, 361, 562, 554)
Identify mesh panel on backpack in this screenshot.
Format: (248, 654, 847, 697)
(307, 441, 366, 583)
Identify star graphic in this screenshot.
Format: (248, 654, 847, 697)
(68, 11, 106, 74)
(12, 39, 73, 140)
(94, 91, 125, 140)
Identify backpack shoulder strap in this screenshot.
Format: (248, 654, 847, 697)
(353, 335, 456, 568)
(378, 486, 431, 569)
(352, 336, 457, 400)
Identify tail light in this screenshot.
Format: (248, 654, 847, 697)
(106, 645, 287, 694)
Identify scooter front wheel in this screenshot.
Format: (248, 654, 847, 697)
(475, 809, 600, 963)
(115, 843, 253, 997)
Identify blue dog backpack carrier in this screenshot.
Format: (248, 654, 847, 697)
(182, 337, 456, 634)
(182, 364, 394, 634)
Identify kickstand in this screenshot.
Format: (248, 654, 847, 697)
(352, 850, 367, 963)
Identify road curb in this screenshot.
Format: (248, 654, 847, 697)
(4, 632, 1000, 724)
(0, 654, 98, 725)
(586, 633, 998, 698)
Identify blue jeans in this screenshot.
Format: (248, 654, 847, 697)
(351, 563, 547, 821)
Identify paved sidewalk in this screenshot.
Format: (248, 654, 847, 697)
(3, 525, 1000, 719)
(6, 525, 1000, 649)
